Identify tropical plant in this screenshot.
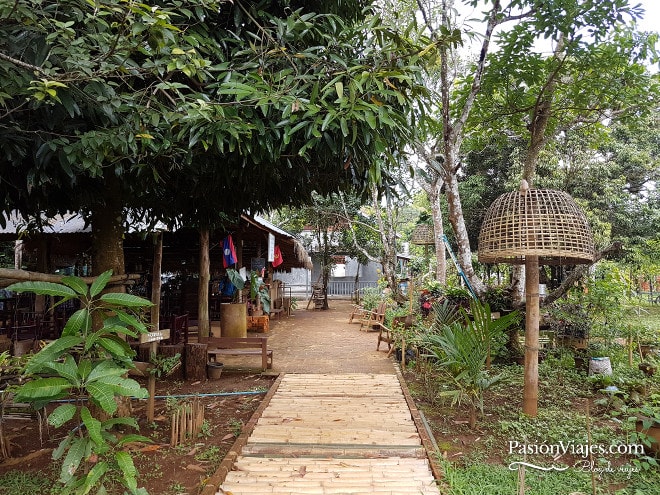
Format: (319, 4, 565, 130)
(421, 300, 519, 428)
(7, 271, 152, 494)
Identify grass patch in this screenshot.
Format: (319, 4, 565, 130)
(0, 470, 54, 495)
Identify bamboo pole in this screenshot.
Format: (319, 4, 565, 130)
(523, 256, 539, 417)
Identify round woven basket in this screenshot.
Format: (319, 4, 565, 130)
(410, 224, 435, 245)
(478, 187, 595, 265)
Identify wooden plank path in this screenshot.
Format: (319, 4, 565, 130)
(216, 373, 441, 495)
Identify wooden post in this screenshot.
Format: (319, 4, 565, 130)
(198, 228, 210, 339)
(150, 232, 163, 331)
(185, 343, 208, 381)
(523, 256, 539, 417)
(146, 341, 157, 423)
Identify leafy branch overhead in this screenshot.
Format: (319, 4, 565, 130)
(0, 0, 431, 227)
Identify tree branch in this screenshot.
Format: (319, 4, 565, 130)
(0, 51, 47, 76)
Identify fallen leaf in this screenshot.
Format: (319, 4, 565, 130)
(221, 434, 234, 441)
(139, 444, 163, 453)
(187, 447, 199, 456)
(185, 464, 207, 473)
(297, 465, 307, 478)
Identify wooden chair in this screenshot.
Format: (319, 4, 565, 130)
(348, 303, 369, 324)
(359, 301, 387, 332)
(169, 313, 189, 344)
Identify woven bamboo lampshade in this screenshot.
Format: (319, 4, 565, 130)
(478, 184, 595, 265)
(410, 224, 435, 245)
(478, 181, 594, 418)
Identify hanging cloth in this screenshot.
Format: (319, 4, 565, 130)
(272, 245, 283, 268)
(222, 234, 237, 268)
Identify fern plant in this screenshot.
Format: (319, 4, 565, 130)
(8, 270, 152, 495)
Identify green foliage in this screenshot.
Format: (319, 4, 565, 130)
(7, 271, 152, 494)
(420, 300, 519, 426)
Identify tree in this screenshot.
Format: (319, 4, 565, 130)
(409, 0, 657, 301)
(0, 0, 428, 287)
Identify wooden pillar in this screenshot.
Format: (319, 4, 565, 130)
(151, 232, 163, 331)
(523, 256, 539, 417)
(198, 228, 210, 339)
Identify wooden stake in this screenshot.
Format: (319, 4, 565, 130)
(523, 256, 539, 417)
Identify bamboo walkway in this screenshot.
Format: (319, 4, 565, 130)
(213, 373, 441, 495)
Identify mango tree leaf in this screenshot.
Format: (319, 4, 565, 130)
(61, 309, 90, 337)
(48, 403, 77, 428)
(60, 276, 88, 296)
(44, 358, 80, 388)
(80, 406, 106, 452)
(107, 311, 147, 333)
(95, 375, 148, 399)
(86, 381, 117, 415)
(99, 292, 153, 308)
(77, 358, 92, 381)
(89, 270, 112, 298)
(80, 461, 108, 495)
(102, 417, 139, 430)
(15, 377, 72, 402)
(97, 335, 133, 359)
(115, 451, 138, 491)
(59, 436, 88, 483)
(52, 433, 73, 460)
(115, 434, 153, 447)
(86, 359, 127, 383)
(7, 281, 76, 299)
(24, 336, 84, 374)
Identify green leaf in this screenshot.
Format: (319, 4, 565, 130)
(87, 381, 117, 415)
(86, 359, 127, 383)
(90, 270, 112, 298)
(24, 337, 84, 374)
(80, 461, 108, 495)
(44, 354, 80, 386)
(97, 336, 133, 359)
(116, 434, 153, 447)
(80, 406, 106, 451)
(100, 292, 153, 308)
(61, 308, 90, 337)
(15, 377, 72, 402)
(7, 281, 76, 299)
(59, 436, 88, 483)
(115, 451, 138, 491)
(96, 375, 148, 399)
(60, 276, 88, 296)
(335, 81, 344, 99)
(52, 433, 73, 461)
(48, 404, 77, 428)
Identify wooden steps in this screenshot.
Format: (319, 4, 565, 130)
(217, 373, 441, 495)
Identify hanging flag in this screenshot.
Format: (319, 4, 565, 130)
(272, 245, 283, 267)
(222, 234, 237, 268)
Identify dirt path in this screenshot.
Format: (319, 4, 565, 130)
(225, 299, 397, 374)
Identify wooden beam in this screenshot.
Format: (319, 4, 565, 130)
(0, 268, 140, 286)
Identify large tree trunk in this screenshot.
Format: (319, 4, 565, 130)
(198, 228, 210, 338)
(443, 171, 486, 296)
(91, 174, 125, 279)
(430, 178, 446, 284)
(371, 186, 404, 303)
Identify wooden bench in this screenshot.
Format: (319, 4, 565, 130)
(205, 337, 273, 371)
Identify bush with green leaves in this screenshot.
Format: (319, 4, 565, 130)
(8, 271, 152, 495)
(420, 299, 520, 428)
